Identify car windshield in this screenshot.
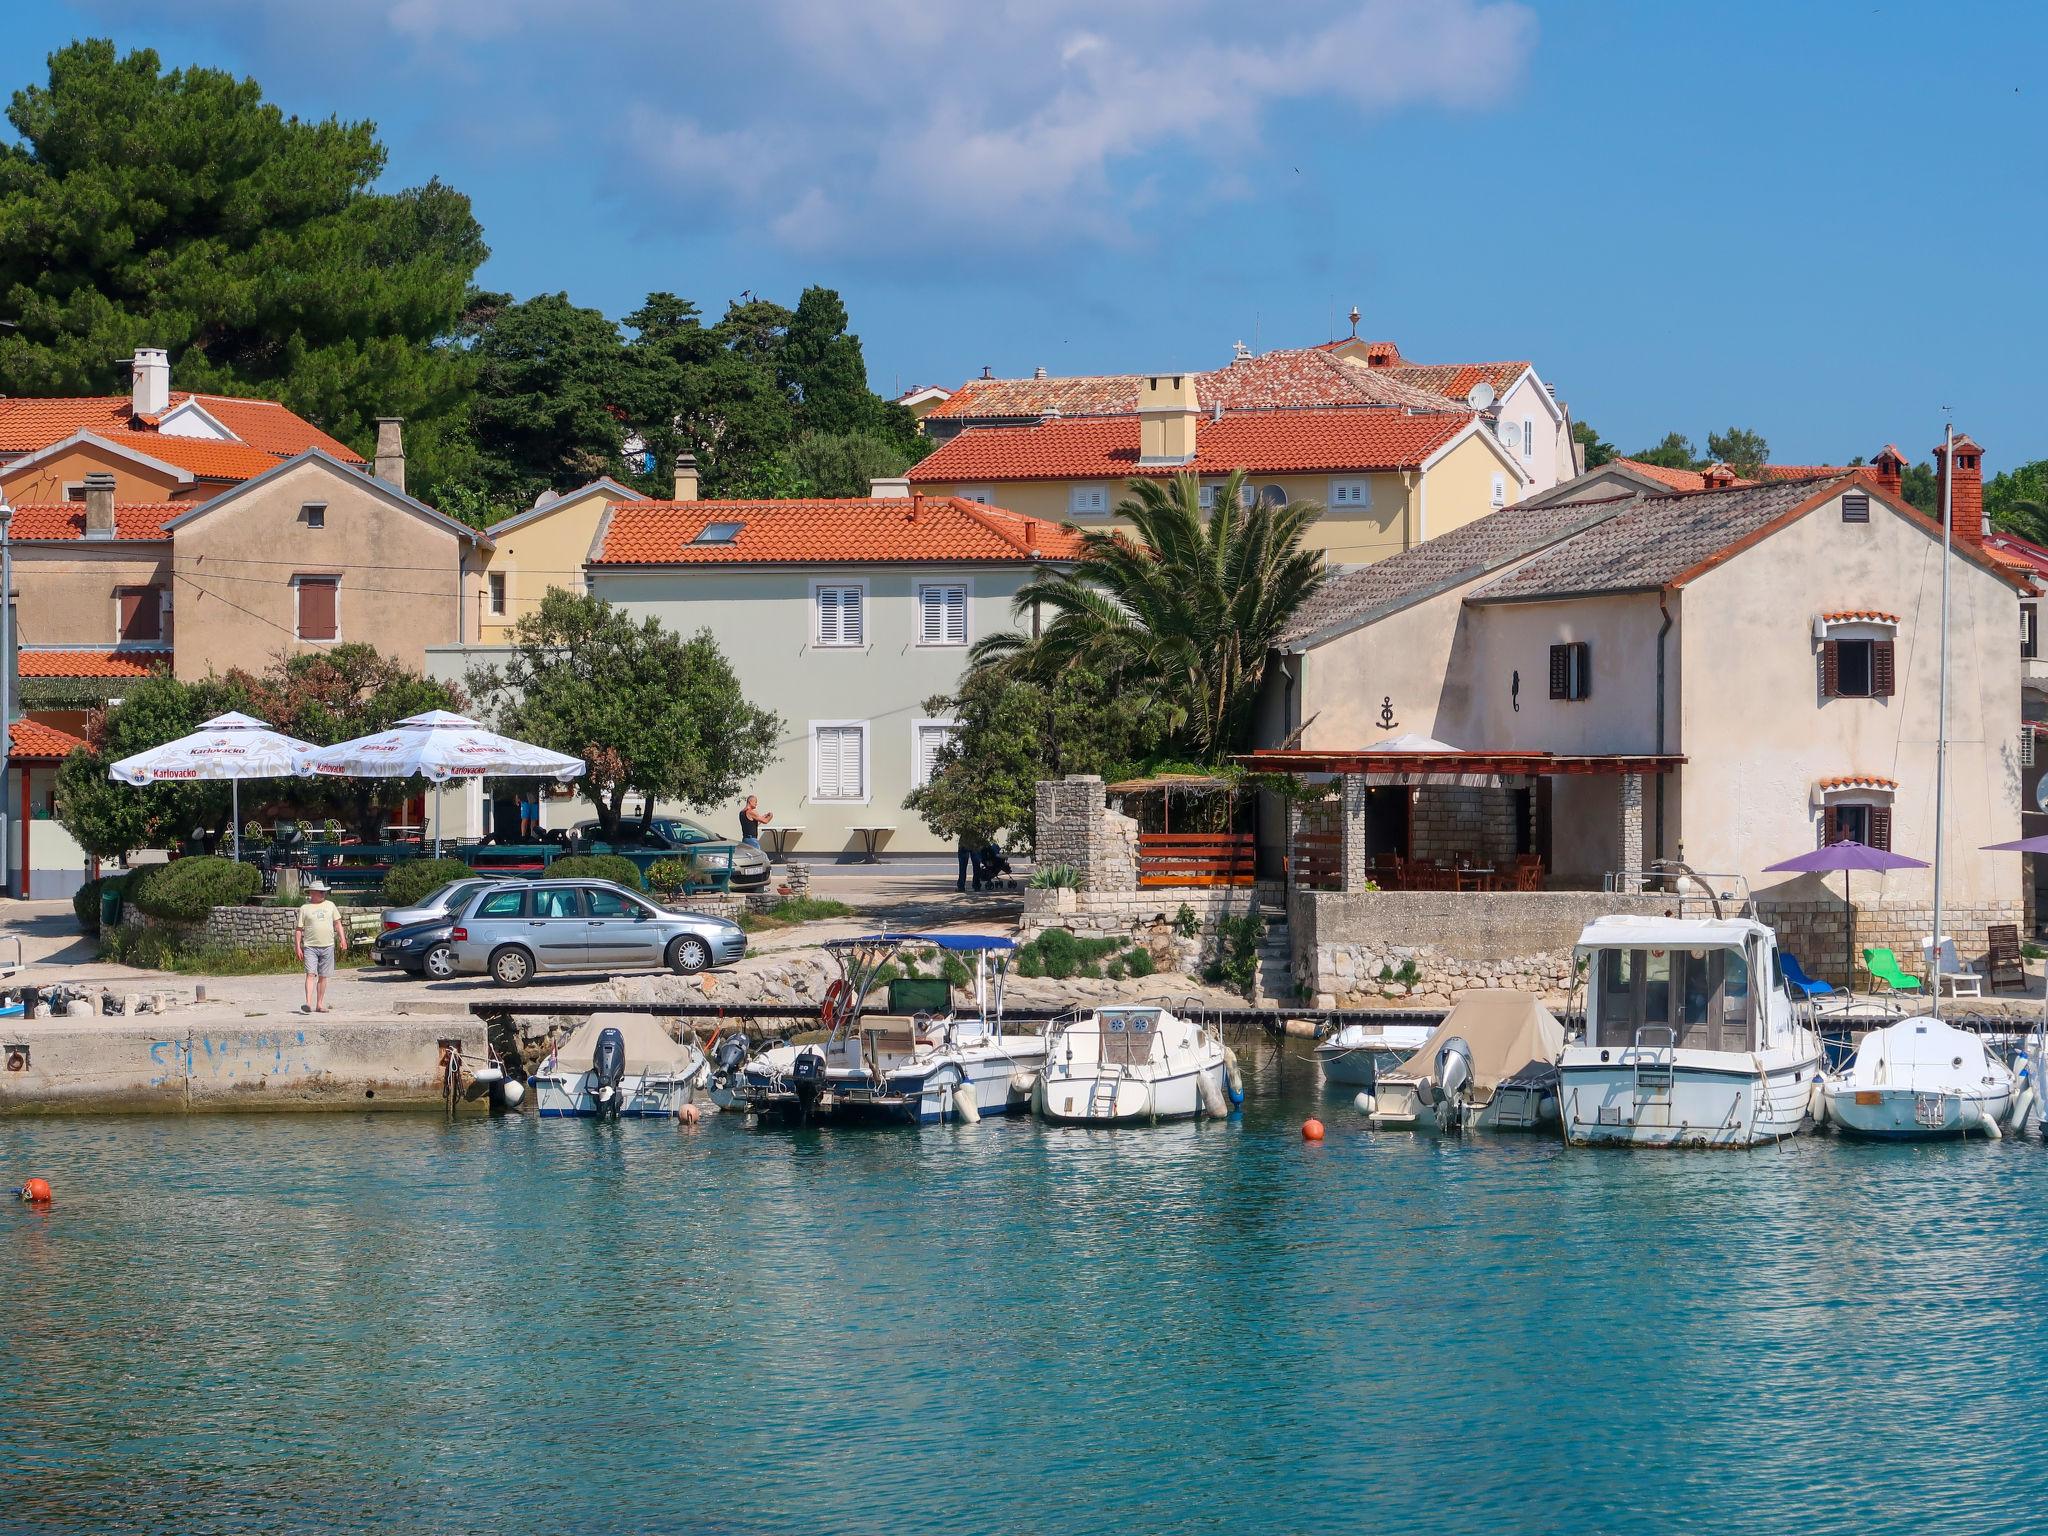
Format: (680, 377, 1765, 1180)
(653, 819, 715, 844)
(419, 881, 471, 909)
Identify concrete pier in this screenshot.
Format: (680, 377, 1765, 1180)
(0, 1012, 492, 1114)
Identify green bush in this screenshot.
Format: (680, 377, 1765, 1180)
(940, 953, 971, 988)
(73, 873, 129, 934)
(1173, 904, 1200, 938)
(1123, 945, 1156, 979)
(543, 853, 645, 890)
(1015, 926, 1123, 982)
(1028, 863, 1080, 889)
(645, 858, 691, 895)
(1205, 911, 1268, 998)
(129, 856, 260, 923)
(380, 857, 475, 907)
(1105, 957, 1126, 980)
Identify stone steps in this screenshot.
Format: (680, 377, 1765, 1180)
(1252, 913, 1293, 1005)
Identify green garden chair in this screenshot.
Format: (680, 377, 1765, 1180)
(1862, 946, 1924, 998)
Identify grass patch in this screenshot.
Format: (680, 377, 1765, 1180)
(101, 927, 373, 976)
(735, 895, 858, 932)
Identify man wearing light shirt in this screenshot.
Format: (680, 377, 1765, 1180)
(295, 877, 348, 1013)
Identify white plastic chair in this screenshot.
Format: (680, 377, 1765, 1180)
(1921, 935, 1983, 999)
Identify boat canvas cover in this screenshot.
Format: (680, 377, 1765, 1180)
(1841, 1016, 1999, 1088)
(1384, 992, 1566, 1092)
(1574, 915, 1765, 953)
(549, 1015, 692, 1074)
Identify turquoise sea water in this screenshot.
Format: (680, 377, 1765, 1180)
(2, 1043, 2045, 1535)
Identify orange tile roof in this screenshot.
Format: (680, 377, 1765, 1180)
(1611, 457, 1713, 491)
(8, 502, 180, 541)
(592, 496, 1087, 566)
(1984, 531, 2048, 577)
(17, 648, 170, 678)
(1377, 359, 1530, 400)
(1819, 609, 1902, 624)
(0, 391, 361, 466)
(1760, 464, 1852, 480)
(9, 719, 89, 761)
(927, 348, 1456, 421)
(94, 431, 287, 480)
(1818, 774, 1899, 791)
(908, 409, 1474, 484)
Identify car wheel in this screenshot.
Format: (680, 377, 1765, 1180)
(490, 946, 535, 988)
(423, 944, 458, 982)
(667, 935, 712, 975)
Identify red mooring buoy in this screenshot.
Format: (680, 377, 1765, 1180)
(1301, 1118, 1326, 1142)
(19, 1177, 52, 1204)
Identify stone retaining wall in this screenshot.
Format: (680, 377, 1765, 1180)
(1020, 883, 1284, 975)
(120, 902, 380, 947)
(1756, 897, 2027, 989)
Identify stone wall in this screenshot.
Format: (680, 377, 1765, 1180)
(1034, 776, 1139, 892)
(120, 901, 379, 947)
(1408, 785, 1524, 866)
(1756, 896, 2027, 989)
(1020, 883, 1283, 974)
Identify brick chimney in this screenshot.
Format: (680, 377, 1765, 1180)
(373, 418, 406, 493)
(83, 471, 117, 538)
(1870, 443, 1907, 501)
(1701, 461, 1738, 489)
(1137, 373, 1200, 465)
(673, 453, 699, 501)
(129, 347, 170, 418)
(1933, 432, 1984, 543)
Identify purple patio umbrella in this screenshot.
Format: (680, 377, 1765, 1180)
(1764, 840, 1929, 989)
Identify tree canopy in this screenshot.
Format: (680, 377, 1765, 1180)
(1630, 432, 1699, 471)
(1987, 458, 2048, 544)
(1705, 426, 1770, 478)
(1571, 420, 1616, 470)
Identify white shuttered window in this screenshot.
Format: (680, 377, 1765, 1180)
(813, 724, 867, 801)
(814, 583, 865, 646)
(914, 722, 961, 788)
(918, 582, 968, 646)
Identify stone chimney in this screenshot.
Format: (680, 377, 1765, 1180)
(869, 476, 911, 499)
(1701, 462, 1738, 489)
(373, 418, 406, 493)
(130, 347, 170, 417)
(1934, 432, 1985, 543)
(1137, 373, 1200, 466)
(83, 472, 117, 538)
(673, 453, 699, 501)
(1870, 443, 1908, 501)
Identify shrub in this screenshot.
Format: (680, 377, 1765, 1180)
(1208, 911, 1268, 999)
(1029, 863, 1080, 890)
(1123, 945, 1155, 979)
(645, 858, 692, 895)
(544, 853, 645, 890)
(940, 953, 971, 988)
(1015, 927, 1123, 982)
(380, 857, 475, 907)
(1173, 903, 1200, 938)
(1105, 957, 1126, 980)
(129, 856, 260, 923)
(73, 873, 129, 934)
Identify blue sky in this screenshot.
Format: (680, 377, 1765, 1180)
(14, 0, 2048, 471)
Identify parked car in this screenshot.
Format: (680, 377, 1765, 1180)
(381, 877, 499, 933)
(446, 878, 749, 987)
(372, 917, 460, 981)
(567, 816, 771, 890)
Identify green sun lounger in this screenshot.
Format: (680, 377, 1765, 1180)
(1862, 946, 1924, 995)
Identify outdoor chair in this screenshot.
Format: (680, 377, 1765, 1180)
(1511, 855, 1545, 892)
(1780, 952, 1840, 1004)
(1863, 946, 1924, 998)
(1986, 924, 2028, 993)
(1920, 936, 1983, 999)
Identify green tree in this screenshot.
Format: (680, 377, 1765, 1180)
(1631, 432, 1699, 471)
(54, 673, 249, 859)
(1706, 426, 1770, 478)
(977, 470, 1326, 763)
(1900, 460, 1939, 513)
(464, 291, 626, 507)
(0, 40, 487, 498)
(1987, 458, 2048, 543)
(788, 430, 922, 497)
(465, 589, 779, 839)
(1571, 420, 1616, 470)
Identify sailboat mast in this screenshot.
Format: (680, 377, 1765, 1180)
(1932, 423, 1954, 1022)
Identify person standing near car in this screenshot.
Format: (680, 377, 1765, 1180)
(739, 794, 772, 850)
(295, 877, 348, 1013)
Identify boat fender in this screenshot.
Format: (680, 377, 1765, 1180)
(499, 1078, 526, 1109)
(1223, 1045, 1245, 1104)
(1198, 1070, 1228, 1119)
(1353, 1091, 1376, 1117)
(1535, 1091, 1559, 1128)
(1009, 1070, 1036, 1096)
(1807, 1079, 1829, 1128)
(954, 1080, 982, 1124)
(17, 1177, 51, 1203)
(1977, 1104, 2003, 1141)
(1031, 1076, 1047, 1116)
(2007, 1085, 2033, 1130)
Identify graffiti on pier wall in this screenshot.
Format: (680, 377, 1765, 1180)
(148, 1030, 315, 1087)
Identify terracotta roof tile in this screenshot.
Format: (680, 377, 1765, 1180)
(95, 431, 287, 480)
(1819, 609, 1901, 624)
(927, 348, 1456, 421)
(8, 502, 180, 541)
(909, 409, 1474, 484)
(592, 496, 1086, 566)
(1760, 464, 1852, 480)
(1378, 360, 1529, 400)
(9, 719, 89, 761)
(1983, 531, 2048, 577)
(1611, 457, 1713, 492)
(1819, 774, 1898, 791)
(17, 648, 170, 678)
(0, 392, 361, 466)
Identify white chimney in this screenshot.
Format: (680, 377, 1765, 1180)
(373, 418, 406, 493)
(130, 347, 170, 417)
(869, 476, 911, 499)
(674, 453, 699, 501)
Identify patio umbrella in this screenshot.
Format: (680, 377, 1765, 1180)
(299, 710, 585, 855)
(107, 711, 316, 863)
(1763, 840, 1929, 990)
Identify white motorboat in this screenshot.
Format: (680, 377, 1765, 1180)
(1365, 991, 1565, 1133)
(1036, 1003, 1239, 1125)
(1559, 892, 1823, 1149)
(533, 1015, 708, 1119)
(1821, 1017, 2016, 1139)
(1314, 1020, 1434, 1089)
(726, 934, 1043, 1126)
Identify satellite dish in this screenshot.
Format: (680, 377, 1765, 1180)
(1466, 381, 1496, 412)
(2034, 772, 2048, 813)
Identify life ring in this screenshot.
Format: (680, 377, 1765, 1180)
(4, 1050, 23, 1073)
(821, 978, 849, 1030)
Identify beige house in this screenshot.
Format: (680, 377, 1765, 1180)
(1255, 458, 2029, 981)
(470, 475, 645, 643)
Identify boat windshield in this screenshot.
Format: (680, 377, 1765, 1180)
(1592, 944, 1753, 1052)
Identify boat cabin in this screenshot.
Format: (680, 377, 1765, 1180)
(1579, 916, 1786, 1055)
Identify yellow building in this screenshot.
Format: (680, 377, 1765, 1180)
(470, 475, 648, 641)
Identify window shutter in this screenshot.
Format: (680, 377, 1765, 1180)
(1549, 644, 1569, 700)
(1868, 805, 1892, 852)
(816, 726, 864, 800)
(818, 586, 863, 646)
(841, 587, 863, 646)
(1822, 806, 1841, 846)
(920, 585, 966, 645)
(1872, 639, 1896, 697)
(1572, 641, 1591, 700)
(1820, 639, 1841, 698)
(118, 588, 161, 642)
(297, 579, 337, 641)
(2023, 727, 2037, 769)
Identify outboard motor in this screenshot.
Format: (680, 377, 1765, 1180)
(591, 1026, 628, 1118)
(1435, 1035, 1474, 1134)
(712, 1032, 751, 1084)
(789, 1046, 829, 1125)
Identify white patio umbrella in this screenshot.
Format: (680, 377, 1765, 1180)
(107, 711, 316, 862)
(299, 710, 586, 855)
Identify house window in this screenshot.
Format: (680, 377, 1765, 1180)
(2024, 603, 2039, 660)
(1842, 493, 1871, 523)
(302, 502, 327, 529)
(917, 582, 968, 646)
(1199, 482, 1254, 511)
(813, 582, 866, 647)
(295, 576, 339, 642)
(1068, 485, 1109, 516)
(1329, 478, 1372, 508)
(1549, 641, 1590, 702)
(1823, 802, 1892, 851)
(1490, 474, 1507, 508)
(64, 483, 86, 503)
(913, 721, 961, 789)
(812, 722, 867, 802)
(1820, 638, 1894, 698)
(2023, 727, 2038, 770)
(116, 586, 164, 643)
(1521, 418, 1535, 458)
(488, 573, 507, 616)
(955, 486, 994, 505)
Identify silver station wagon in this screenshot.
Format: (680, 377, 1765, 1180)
(447, 879, 748, 987)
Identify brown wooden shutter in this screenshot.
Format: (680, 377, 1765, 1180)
(117, 587, 161, 642)
(1820, 639, 1841, 698)
(1868, 805, 1892, 851)
(1822, 806, 1841, 845)
(1573, 641, 1591, 700)
(1549, 643, 1570, 699)
(297, 578, 337, 640)
(1872, 639, 1896, 697)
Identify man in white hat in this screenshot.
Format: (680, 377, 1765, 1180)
(295, 877, 348, 1014)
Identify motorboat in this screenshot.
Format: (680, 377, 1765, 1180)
(725, 934, 1043, 1127)
(1315, 1019, 1434, 1089)
(1364, 991, 1565, 1133)
(1820, 1017, 2018, 1139)
(1558, 883, 1823, 1148)
(533, 1015, 708, 1119)
(1035, 1001, 1240, 1125)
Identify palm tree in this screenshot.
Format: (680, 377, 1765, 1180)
(974, 470, 1326, 763)
(1993, 497, 2048, 548)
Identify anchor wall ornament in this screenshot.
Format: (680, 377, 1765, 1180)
(1377, 697, 1398, 731)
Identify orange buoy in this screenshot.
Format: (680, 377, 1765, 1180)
(19, 1177, 52, 1203)
(1301, 1118, 1326, 1142)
